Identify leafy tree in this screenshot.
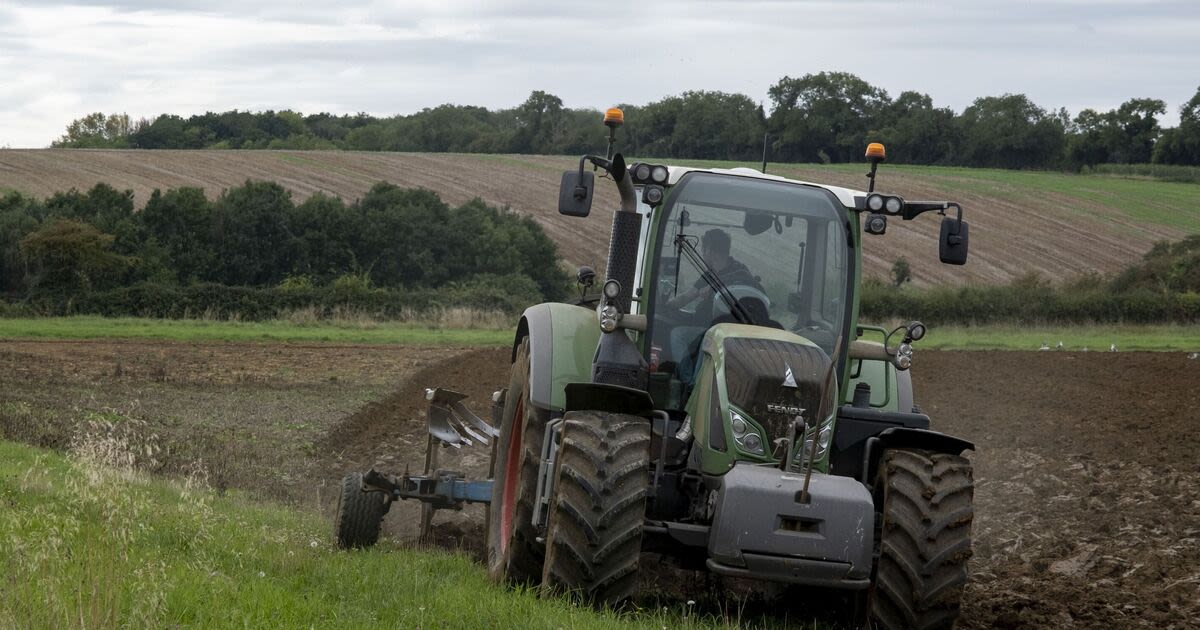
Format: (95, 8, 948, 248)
(53, 113, 134, 148)
(871, 91, 959, 164)
(1069, 98, 1166, 166)
(208, 181, 300, 286)
(768, 72, 891, 163)
(140, 187, 216, 283)
(19, 219, 131, 294)
(1153, 86, 1200, 165)
(956, 94, 1066, 169)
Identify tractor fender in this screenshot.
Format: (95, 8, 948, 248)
(512, 302, 601, 412)
(861, 427, 974, 485)
(563, 382, 654, 417)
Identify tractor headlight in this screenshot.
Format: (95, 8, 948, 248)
(797, 413, 836, 463)
(866, 193, 885, 212)
(598, 303, 620, 333)
(730, 410, 747, 437)
(729, 410, 764, 455)
(884, 195, 904, 215)
(651, 165, 668, 184)
(634, 163, 651, 182)
(602, 279, 621, 299)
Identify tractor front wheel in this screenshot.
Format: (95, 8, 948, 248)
(869, 448, 974, 630)
(486, 338, 549, 584)
(334, 472, 388, 549)
(541, 411, 651, 607)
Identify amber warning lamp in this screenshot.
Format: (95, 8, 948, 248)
(865, 142, 886, 192)
(603, 107, 624, 159)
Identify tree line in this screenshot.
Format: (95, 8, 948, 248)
(53, 72, 1200, 170)
(0, 182, 569, 313)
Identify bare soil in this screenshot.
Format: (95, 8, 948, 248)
(1, 149, 1193, 286)
(2, 339, 1197, 627)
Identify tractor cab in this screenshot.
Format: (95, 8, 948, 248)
(639, 169, 853, 413)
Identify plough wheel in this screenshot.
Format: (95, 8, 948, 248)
(334, 472, 388, 549)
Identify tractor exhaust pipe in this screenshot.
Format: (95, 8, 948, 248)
(603, 153, 640, 314)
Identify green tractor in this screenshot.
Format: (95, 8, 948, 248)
(335, 109, 975, 629)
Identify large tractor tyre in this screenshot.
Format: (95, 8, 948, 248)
(541, 412, 651, 607)
(486, 337, 550, 584)
(869, 448, 974, 630)
(334, 472, 388, 549)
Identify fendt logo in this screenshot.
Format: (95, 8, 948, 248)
(766, 403, 805, 417)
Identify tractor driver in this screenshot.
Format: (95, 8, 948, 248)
(665, 229, 758, 310)
(664, 229, 765, 386)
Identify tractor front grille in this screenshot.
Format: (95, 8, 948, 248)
(723, 338, 830, 441)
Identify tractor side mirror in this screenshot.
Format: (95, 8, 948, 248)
(939, 216, 969, 265)
(558, 170, 594, 217)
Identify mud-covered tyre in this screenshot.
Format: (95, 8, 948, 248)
(334, 472, 388, 549)
(486, 337, 550, 584)
(869, 449, 974, 630)
(541, 412, 650, 607)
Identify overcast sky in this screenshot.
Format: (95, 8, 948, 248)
(1, 0, 1198, 148)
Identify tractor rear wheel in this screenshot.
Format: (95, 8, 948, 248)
(869, 448, 974, 630)
(486, 337, 549, 584)
(541, 412, 651, 607)
(334, 472, 388, 549)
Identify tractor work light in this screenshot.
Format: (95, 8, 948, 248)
(602, 279, 621, 299)
(908, 322, 926, 341)
(642, 185, 664, 206)
(634, 163, 652, 182)
(884, 195, 904, 215)
(865, 213, 887, 235)
(651, 165, 668, 184)
(866, 193, 885, 212)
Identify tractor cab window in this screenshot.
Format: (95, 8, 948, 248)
(647, 172, 851, 410)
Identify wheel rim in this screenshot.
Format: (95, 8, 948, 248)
(498, 395, 525, 555)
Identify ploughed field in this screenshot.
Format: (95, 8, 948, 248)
(2, 150, 1198, 286)
(1, 339, 1197, 628)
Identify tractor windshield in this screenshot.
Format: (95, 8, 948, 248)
(646, 172, 852, 406)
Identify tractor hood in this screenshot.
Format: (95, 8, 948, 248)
(702, 324, 835, 457)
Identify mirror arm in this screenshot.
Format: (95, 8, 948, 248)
(902, 201, 964, 231)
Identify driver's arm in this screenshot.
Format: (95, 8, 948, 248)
(665, 284, 707, 309)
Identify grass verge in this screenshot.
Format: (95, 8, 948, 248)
(0, 439, 743, 629)
(920, 324, 1200, 351)
(0, 316, 511, 346)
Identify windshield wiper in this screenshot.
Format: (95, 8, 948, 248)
(674, 234, 757, 326)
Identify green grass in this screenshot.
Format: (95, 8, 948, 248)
(1, 317, 1196, 352)
(0, 316, 511, 346)
(921, 324, 1200, 351)
(0, 440, 743, 629)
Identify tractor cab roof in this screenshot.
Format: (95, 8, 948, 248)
(663, 165, 863, 208)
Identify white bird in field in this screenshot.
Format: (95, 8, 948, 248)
(1110, 343, 1118, 352)
(1039, 342, 1050, 351)
(1082, 346, 1089, 352)
(1056, 341, 1064, 350)
(1187, 352, 1198, 360)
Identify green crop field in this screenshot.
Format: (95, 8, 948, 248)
(0, 440, 750, 629)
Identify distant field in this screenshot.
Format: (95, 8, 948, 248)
(0, 316, 512, 346)
(1, 149, 1197, 286)
(2, 316, 1197, 351)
